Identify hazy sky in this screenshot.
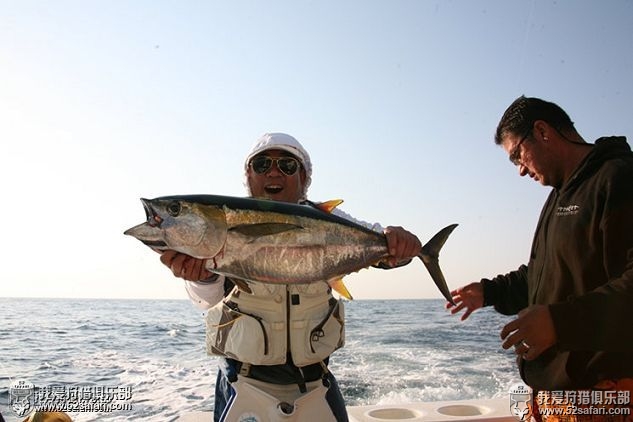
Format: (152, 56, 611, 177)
(2, 0, 632, 300)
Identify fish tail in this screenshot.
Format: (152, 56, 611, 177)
(418, 224, 458, 305)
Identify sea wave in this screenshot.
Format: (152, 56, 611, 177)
(1, 298, 518, 421)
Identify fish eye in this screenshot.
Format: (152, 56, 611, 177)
(166, 201, 181, 217)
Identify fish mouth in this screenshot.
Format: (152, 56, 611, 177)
(142, 198, 163, 227)
(141, 239, 168, 248)
(123, 198, 165, 243)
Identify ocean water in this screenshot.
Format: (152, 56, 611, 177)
(0, 298, 519, 421)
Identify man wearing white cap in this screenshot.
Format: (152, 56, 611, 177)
(161, 133, 421, 421)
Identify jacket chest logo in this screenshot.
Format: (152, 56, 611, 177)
(556, 204, 580, 216)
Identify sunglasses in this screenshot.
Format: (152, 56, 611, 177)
(509, 132, 531, 166)
(250, 156, 301, 176)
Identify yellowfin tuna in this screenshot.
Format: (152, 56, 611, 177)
(124, 195, 457, 303)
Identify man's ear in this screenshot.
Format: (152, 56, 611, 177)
(533, 120, 552, 142)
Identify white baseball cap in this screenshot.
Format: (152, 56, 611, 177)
(244, 133, 313, 197)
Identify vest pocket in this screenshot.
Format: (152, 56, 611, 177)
(206, 301, 270, 363)
(291, 299, 345, 366)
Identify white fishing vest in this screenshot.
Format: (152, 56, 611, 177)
(206, 281, 345, 367)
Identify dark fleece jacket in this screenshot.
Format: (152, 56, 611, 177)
(482, 136, 633, 390)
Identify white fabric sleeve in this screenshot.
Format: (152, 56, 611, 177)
(184, 276, 226, 310)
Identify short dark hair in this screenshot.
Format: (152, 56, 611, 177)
(495, 96, 575, 145)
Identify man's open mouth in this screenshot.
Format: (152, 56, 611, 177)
(264, 185, 283, 194)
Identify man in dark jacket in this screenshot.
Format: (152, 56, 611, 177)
(448, 96, 633, 420)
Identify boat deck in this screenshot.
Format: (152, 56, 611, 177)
(176, 397, 515, 421)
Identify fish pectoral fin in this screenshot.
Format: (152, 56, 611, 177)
(328, 277, 354, 300)
(314, 199, 344, 213)
(229, 223, 303, 238)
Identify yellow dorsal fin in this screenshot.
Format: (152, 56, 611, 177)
(328, 277, 354, 300)
(315, 199, 344, 214)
